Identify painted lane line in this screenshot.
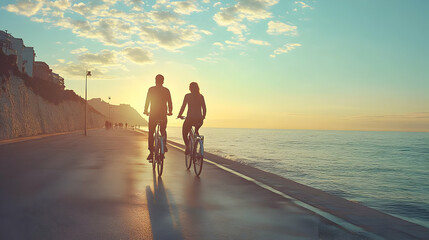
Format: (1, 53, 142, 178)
(167, 143, 383, 240)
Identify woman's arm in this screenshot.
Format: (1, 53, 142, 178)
(201, 95, 206, 119)
(177, 95, 187, 117)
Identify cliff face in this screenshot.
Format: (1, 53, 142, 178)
(89, 98, 147, 126)
(0, 74, 105, 139)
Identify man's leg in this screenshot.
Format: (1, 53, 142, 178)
(148, 118, 156, 152)
(160, 117, 167, 151)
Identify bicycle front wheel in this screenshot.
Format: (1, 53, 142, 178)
(193, 140, 203, 176)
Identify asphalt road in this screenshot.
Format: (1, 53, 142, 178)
(0, 129, 369, 240)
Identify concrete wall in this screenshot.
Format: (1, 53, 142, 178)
(0, 74, 106, 139)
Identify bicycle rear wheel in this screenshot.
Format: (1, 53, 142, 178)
(193, 140, 203, 176)
(157, 141, 164, 176)
(152, 142, 158, 171)
(185, 134, 192, 169)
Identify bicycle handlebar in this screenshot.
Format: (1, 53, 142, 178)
(143, 112, 173, 116)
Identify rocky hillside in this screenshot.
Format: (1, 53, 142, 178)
(0, 52, 105, 139)
(88, 98, 147, 126)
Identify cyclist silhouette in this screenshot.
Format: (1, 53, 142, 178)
(144, 74, 172, 161)
(177, 82, 206, 154)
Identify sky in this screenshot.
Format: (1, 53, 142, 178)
(1, 0, 428, 132)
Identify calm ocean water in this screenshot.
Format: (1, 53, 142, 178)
(167, 127, 429, 228)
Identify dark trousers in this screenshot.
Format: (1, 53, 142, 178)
(182, 118, 203, 147)
(148, 116, 167, 152)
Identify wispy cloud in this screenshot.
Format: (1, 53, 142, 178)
(295, 1, 313, 10)
(267, 21, 297, 36)
(270, 43, 301, 57)
(248, 39, 270, 46)
(4, 0, 44, 17)
(78, 50, 118, 65)
(70, 47, 88, 54)
(122, 47, 153, 64)
(213, 0, 279, 39)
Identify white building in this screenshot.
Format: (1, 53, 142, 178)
(10, 37, 23, 72)
(0, 30, 35, 77)
(0, 30, 17, 56)
(22, 47, 35, 77)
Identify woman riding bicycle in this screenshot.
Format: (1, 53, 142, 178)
(177, 82, 206, 155)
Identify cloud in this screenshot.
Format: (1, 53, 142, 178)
(124, 0, 144, 11)
(122, 47, 153, 64)
(213, 2, 221, 7)
(200, 30, 213, 35)
(78, 50, 118, 65)
(197, 56, 216, 62)
(139, 25, 201, 50)
(4, 0, 44, 17)
(213, 42, 224, 49)
(271, 43, 301, 57)
(213, 0, 279, 37)
(31, 17, 51, 23)
(225, 40, 240, 45)
(55, 17, 135, 46)
(248, 39, 270, 46)
(267, 21, 297, 35)
(53, 62, 105, 78)
(295, 1, 313, 10)
(71, 1, 110, 17)
(147, 11, 184, 25)
(57, 59, 65, 63)
(48, 0, 72, 11)
(171, 0, 201, 15)
(70, 47, 88, 54)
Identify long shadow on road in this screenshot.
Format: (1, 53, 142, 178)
(146, 172, 184, 240)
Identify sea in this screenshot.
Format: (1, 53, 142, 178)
(167, 127, 429, 228)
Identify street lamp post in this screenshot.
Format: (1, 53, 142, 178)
(108, 96, 111, 123)
(84, 71, 91, 136)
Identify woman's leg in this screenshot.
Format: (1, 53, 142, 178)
(182, 119, 192, 147)
(194, 119, 204, 135)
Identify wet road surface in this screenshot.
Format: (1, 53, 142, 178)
(1, 129, 373, 239)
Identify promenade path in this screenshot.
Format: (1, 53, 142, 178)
(0, 129, 427, 240)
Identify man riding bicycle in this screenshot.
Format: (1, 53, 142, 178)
(144, 74, 173, 161)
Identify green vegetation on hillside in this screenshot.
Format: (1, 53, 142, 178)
(0, 50, 85, 105)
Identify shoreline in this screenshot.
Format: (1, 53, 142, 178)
(133, 128, 429, 239)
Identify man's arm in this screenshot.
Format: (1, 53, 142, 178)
(144, 88, 151, 114)
(177, 95, 187, 117)
(167, 89, 173, 114)
(201, 95, 206, 119)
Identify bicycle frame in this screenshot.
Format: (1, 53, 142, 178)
(154, 124, 165, 157)
(189, 127, 204, 158)
(154, 124, 165, 154)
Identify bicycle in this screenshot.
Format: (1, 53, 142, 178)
(152, 122, 165, 176)
(178, 117, 204, 176)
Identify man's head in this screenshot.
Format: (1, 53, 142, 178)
(155, 74, 164, 86)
